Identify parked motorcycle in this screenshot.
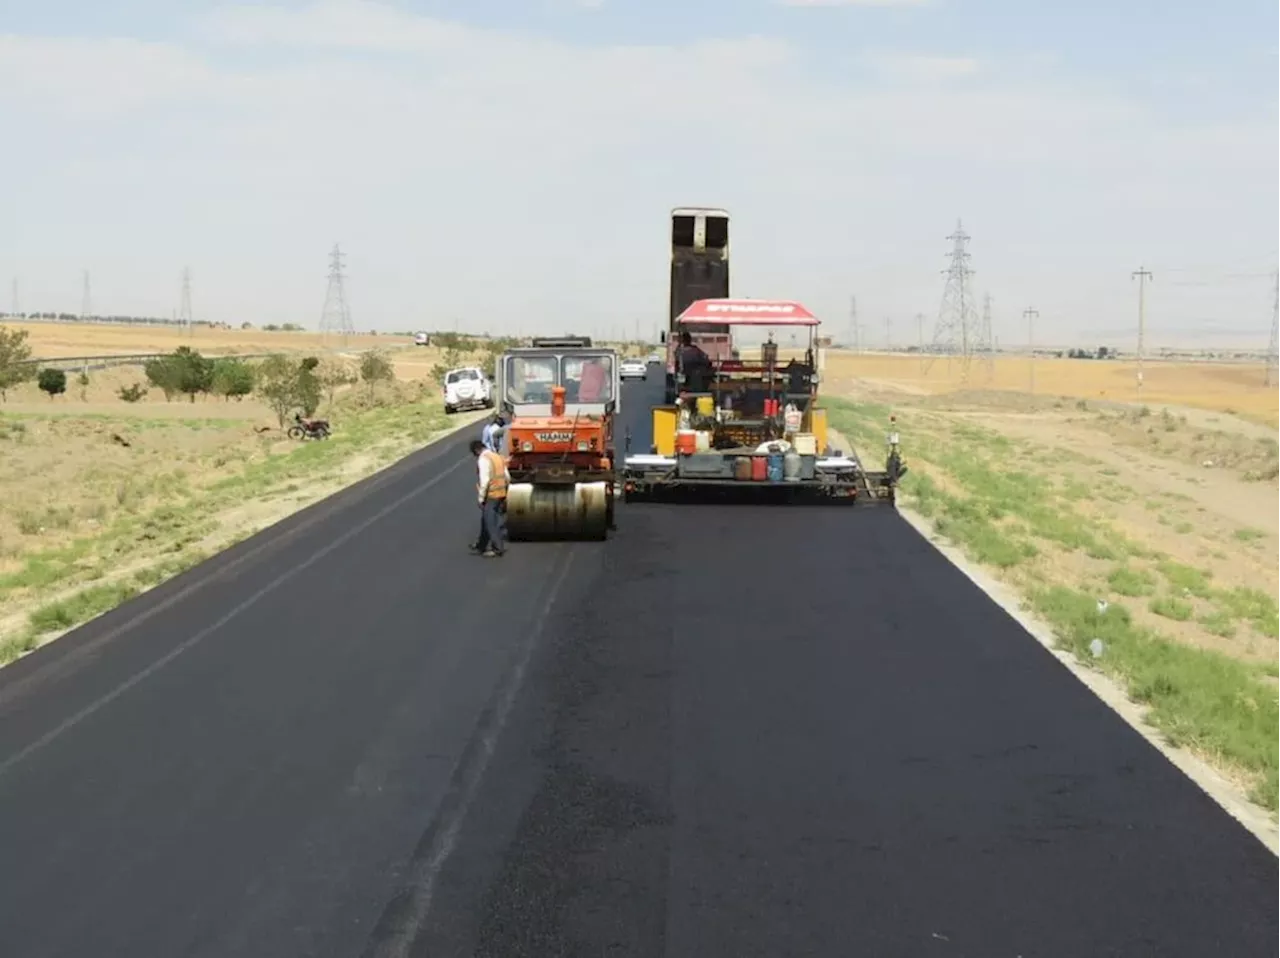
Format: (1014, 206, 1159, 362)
(288, 413, 331, 441)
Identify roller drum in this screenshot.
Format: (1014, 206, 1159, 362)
(506, 481, 610, 541)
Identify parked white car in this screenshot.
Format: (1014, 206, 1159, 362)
(620, 358, 648, 381)
(443, 367, 494, 414)
(647, 352, 662, 365)
(413, 331, 430, 346)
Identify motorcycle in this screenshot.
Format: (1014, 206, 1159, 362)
(288, 413, 331, 441)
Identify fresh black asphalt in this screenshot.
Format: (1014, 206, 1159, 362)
(0, 376, 1274, 957)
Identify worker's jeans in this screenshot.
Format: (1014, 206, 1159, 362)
(475, 497, 507, 553)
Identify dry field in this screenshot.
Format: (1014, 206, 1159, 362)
(823, 353, 1278, 813)
(0, 327, 489, 666)
(11, 320, 410, 360)
(822, 351, 1278, 428)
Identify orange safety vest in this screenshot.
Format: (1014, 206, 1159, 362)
(478, 449, 508, 500)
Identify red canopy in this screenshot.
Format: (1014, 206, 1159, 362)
(676, 298, 819, 326)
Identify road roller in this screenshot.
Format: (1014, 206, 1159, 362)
(496, 337, 621, 541)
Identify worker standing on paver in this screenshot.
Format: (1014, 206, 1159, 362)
(469, 438, 509, 557)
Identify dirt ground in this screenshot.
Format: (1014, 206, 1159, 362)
(821, 351, 1278, 428)
(10, 320, 410, 359)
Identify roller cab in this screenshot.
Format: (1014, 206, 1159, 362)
(497, 338, 621, 540)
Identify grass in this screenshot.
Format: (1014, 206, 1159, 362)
(824, 395, 1280, 813)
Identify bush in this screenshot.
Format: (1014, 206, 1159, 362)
(37, 368, 67, 398)
(118, 382, 149, 403)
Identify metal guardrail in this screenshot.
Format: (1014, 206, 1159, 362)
(17, 345, 407, 373)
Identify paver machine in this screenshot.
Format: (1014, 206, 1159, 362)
(622, 298, 905, 504)
(496, 336, 622, 540)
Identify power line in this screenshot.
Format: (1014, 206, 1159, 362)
(926, 219, 978, 380)
(1023, 307, 1039, 394)
(319, 243, 354, 346)
(1132, 266, 1152, 396)
(1266, 270, 1278, 387)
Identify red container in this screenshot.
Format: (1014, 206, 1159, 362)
(750, 456, 768, 481)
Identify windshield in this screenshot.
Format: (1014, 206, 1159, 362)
(446, 369, 479, 384)
(562, 354, 613, 403)
(504, 356, 558, 403)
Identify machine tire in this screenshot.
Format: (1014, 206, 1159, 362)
(287, 425, 305, 440)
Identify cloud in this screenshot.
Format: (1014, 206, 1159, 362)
(0, 1, 1273, 343)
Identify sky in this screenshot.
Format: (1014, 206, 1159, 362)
(1, 0, 1276, 348)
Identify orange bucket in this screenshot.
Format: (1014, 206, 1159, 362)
(676, 430, 697, 455)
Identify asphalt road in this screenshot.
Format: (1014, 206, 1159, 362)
(0, 374, 1275, 958)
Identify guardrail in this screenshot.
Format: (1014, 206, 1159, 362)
(17, 345, 409, 373)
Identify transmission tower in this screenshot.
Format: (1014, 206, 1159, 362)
(319, 244, 354, 346)
(1266, 269, 1278, 387)
(1131, 266, 1152, 396)
(180, 267, 193, 335)
(848, 295, 860, 352)
(80, 270, 91, 321)
(925, 219, 978, 380)
(1023, 307, 1039, 394)
(978, 292, 995, 380)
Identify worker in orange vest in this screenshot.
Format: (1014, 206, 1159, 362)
(469, 439, 509, 557)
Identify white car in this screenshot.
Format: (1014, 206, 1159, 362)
(443, 367, 494, 414)
(620, 358, 648, 381)
(647, 352, 662, 365)
(413, 331, 430, 346)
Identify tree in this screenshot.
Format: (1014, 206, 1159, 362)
(210, 357, 255, 401)
(0, 325, 36, 401)
(255, 354, 300, 427)
(296, 356, 322, 416)
(37, 367, 67, 399)
(359, 350, 395, 398)
(76, 371, 90, 400)
(170, 346, 214, 402)
(144, 355, 181, 401)
(316, 356, 357, 409)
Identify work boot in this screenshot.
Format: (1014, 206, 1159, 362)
(482, 549, 499, 558)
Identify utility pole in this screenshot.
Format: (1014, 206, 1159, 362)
(1131, 266, 1152, 396)
(80, 269, 91, 322)
(916, 312, 925, 375)
(9, 277, 17, 317)
(180, 267, 193, 336)
(1023, 307, 1039, 394)
(1266, 269, 1278, 387)
(884, 316, 892, 351)
(848, 295, 860, 353)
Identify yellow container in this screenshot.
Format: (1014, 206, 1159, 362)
(652, 406, 679, 455)
(810, 407, 829, 455)
(793, 433, 818, 456)
(695, 395, 715, 417)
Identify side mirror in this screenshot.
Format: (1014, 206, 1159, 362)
(659, 331, 667, 344)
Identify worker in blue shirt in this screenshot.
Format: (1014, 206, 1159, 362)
(481, 413, 507, 455)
